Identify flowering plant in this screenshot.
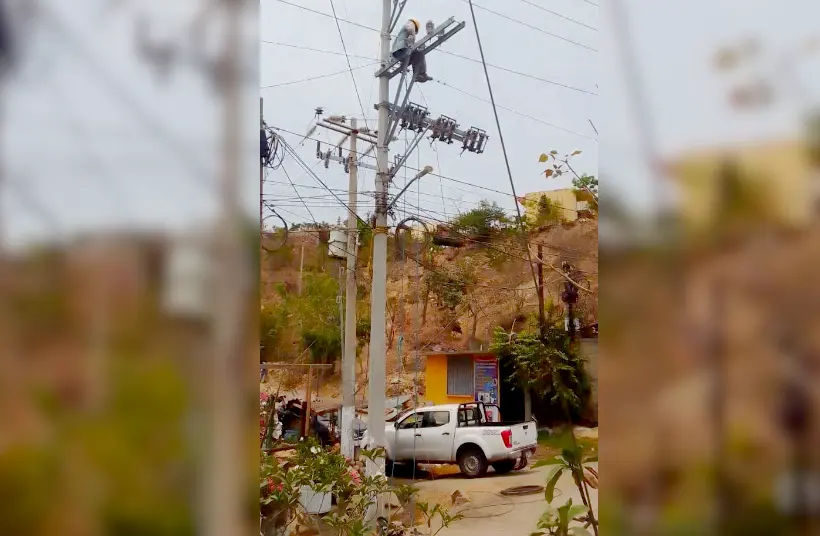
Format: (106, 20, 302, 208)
(291, 438, 349, 493)
(260, 452, 299, 514)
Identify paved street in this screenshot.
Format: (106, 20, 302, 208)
(393, 462, 598, 535)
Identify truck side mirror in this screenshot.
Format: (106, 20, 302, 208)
(394, 421, 399, 429)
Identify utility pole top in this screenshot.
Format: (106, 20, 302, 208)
(375, 17, 466, 80)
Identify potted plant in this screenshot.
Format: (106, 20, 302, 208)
(292, 438, 347, 515)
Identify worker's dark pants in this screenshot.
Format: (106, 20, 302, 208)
(392, 48, 427, 79)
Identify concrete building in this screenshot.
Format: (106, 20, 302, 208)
(518, 188, 593, 224)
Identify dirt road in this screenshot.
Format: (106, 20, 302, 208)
(392, 462, 598, 536)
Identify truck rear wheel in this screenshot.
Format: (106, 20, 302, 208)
(491, 460, 516, 474)
(458, 447, 488, 478)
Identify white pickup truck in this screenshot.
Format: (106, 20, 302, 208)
(364, 402, 538, 478)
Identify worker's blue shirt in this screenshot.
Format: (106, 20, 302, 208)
(391, 25, 416, 58)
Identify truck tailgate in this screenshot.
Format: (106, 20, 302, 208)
(510, 421, 537, 450)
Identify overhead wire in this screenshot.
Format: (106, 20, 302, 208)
(436, 49, 598, 96)
(263, 20, 597, 95)
(433, 78, 596, 140)
(457, 0, 597, 52)
(328, 0, 371, 130)
(417, 86, 450, 220)
(279, 137, 371, 227)
(260, 62, 379, 89)
(261, 40, 379, 62)
(281, 163, 320, 226)
(270, 125, 590, 210)
(512, 0, 598, 31)
(272, 0, 382, 34)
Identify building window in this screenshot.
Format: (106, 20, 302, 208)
(447, 356, 474, 396)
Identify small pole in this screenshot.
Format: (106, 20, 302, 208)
(298, 243, 305, 295)
(303, 367, 313, 438)
(536, 243, 546, 337)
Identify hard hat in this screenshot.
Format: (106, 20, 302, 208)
(409, 18, 420, 32)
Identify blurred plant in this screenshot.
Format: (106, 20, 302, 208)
(531, 498, 591, 536)
(534, 431, 599, 536)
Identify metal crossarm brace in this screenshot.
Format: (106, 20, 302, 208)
(374, 17, 466, 80)
(318, 120, 379, 146)
(321, 152, 379, 172)
(388, 0, 408, 33)
(389, 126, 429, 179)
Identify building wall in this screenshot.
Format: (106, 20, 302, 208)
(424, 354, 482, 405)
(669, 139, 813, 232)
(521, 188, 579, 223)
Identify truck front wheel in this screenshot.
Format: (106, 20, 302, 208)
(457, 447, 488, 478)
(491, 460, 516, 474)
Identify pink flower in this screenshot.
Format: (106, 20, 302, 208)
(267, 478, 284, 493)
(260, 392, 270, 402)
(348, 467, 361, 486)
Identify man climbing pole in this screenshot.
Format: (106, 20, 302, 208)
(391, 18, 434, 83)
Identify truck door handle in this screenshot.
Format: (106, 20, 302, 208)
(415, 433, 422, 437)
(442, 432, 450, 436)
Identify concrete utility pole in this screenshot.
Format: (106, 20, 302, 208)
(209, 2, 244, 535)
(341, 118, 359, 460)
(366, 0, 393, 485)
(366, 7, 473, 487)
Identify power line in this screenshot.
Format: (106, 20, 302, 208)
(279, 138, 371, 227)
(466, 0, 540, 295)
(458, 0, 597, 52)
(437, 49, 597, 96)
(269, 124, 587, 211)
(272, 0, 381, 33)
(261, 41, 378, 62)
(434, 78, 596, 140)
(283, 163, 323, 225)
(513, 0, 597, 31)
(328, 0, 371, 129)
(418, 87, 449, 220)
(261, 62, 378, 89)
(266, 38, 596, 96)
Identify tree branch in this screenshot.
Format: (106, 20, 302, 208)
(536, 256, 594, 294)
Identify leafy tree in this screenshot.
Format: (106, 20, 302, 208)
(491, 321, 591, 422)
(536, 195, 564, 226)
(450, 200, 512, 239)
(423, 270, 467, 313)
(259, 272, 342, 365)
